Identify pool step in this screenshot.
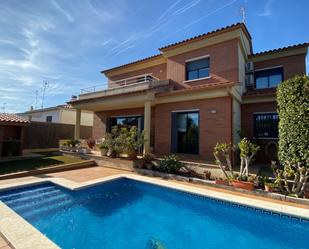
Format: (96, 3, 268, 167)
(22, 199, 74, 220)
(5, 189, 63, 206)
(0, 185, 57, 201)
(0, 184, 75, 220)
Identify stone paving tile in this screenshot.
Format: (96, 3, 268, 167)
(0, 235, 10, 249)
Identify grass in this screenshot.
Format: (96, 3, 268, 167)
(0, 151, 84, 175)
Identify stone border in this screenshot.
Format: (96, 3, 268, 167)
(134, 168, 309, 206)
(0, 160, 96, 180)
(1, 174, 309, 248)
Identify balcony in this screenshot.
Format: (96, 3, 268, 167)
(78, 74, 170, 101)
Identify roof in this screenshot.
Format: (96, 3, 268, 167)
(20, 104, 73, 114)
(250, 42, 309, 58)
(101, 23, 252, 75)
(159, 22, 252, 51)
(101, 54, 163, 74)
(0, 113, 30, 124)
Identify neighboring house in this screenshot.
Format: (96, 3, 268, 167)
(18, 105, 94, 127)
(0, 113, 30, 157)
(69, 23, 308, 163)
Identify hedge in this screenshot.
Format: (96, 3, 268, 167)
(277, 75, 309, 167)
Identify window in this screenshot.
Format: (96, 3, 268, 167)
(108, 116, 144, 133)
(255, 67, 283, 89)
(46, 116, 52, 122)
(171, 111, 199, 154)
(254, 113, 279, 138)
(186, 57, 210, 81)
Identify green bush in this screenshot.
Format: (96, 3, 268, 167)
(275, 75, 309, 197)
(158, 154, 184, 174)
(277, 75, 309, 166)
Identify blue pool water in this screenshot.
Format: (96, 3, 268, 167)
(0, 178, 308, 249)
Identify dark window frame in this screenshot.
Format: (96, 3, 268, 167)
(171, 110, 200, 155)
(253, 112, 279, 139)
(46, 116, 52, 122)
(185, 57, 210, 81)
(254, 67, 283, 89)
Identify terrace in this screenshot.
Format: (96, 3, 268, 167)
(78, 74, 170, 101)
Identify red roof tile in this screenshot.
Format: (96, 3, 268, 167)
(0, 113, 30, 124)
(159, 23, 252, 51)
(250, 42, 309, 57)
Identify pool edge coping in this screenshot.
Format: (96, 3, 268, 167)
(0, 174, 309, 249)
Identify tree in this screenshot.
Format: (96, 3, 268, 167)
(276, 75, 309, 197)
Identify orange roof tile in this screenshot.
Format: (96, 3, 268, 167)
(0, 113, 30, 124)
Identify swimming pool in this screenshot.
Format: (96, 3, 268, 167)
(0, 178, 308, 249)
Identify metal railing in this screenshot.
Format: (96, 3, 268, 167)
(80, 74, 158, 94)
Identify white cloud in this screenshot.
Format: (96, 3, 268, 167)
(50, 0, 75, 22)
(258, 0, 274, 17)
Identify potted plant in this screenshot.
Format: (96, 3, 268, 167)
(86, 138, 96, 150)
(99, 143, 108, 156)
(119, 126, 145, 159)
(67, 139, 80, 152)
(264, 182, 275, 192)
(213, 138, 259, 191)
(231, 174, 255, 191)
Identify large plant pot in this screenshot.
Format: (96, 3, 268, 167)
(215, 179, 229, 186)
(231, 180, 254, 191)
(100, 149, 108, 156)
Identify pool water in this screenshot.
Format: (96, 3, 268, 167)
(0, 178, 308, 249)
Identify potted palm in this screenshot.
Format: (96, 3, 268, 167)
(231, 138, 259, 190)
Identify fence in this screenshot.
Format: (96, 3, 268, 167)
(23, 121, 92, 149)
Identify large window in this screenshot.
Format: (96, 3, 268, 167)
(255, 67, 283, 89)
(254, 113, 279, 138)
(186, 57, 210, 81)
(108, 116, 144, 133)
(171, 111, 199, 154)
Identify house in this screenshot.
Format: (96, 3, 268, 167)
(69, 23, 308, 163)
(18, 104, 94, 127)
(0, 113, 30, 157)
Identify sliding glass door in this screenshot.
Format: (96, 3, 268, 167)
(171, 111, 199, 154)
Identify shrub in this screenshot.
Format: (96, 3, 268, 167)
(238, 138, 259, 177)
(158, 154, 184, 174)
(66, 139, 80, 147)
(118, 126, 145, 158)
(86, 138, 96, 149)
(277, 75, 309, 166)
(276, 75, 309, 197)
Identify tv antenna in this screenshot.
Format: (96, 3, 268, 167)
(2, 103, 6, 113)
(240, 6, 246, 24)
(35, 90, 39, 109)
(41, 81, 49, 109)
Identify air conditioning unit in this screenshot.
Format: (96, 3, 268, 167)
(245, 61, 254, 73)
(245, 74, 254, 86)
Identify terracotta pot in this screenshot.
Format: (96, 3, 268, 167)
(264, 185, 273, 192)
(304, 190, 309, 199)
(215, 179, 229, 186)
(231, 180, 254, 191)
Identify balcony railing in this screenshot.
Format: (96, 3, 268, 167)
(80, 74, 158, 94)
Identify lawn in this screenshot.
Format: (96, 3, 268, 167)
(0, 151, 84, 175)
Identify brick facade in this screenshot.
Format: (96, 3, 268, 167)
(253, 54, 306, 80)
(241, 101, 277, 139)
(155, 97, 232, 160)
(167, 39, 239, 86)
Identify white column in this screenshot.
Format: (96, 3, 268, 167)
(143, 100, 151, 154)
(74, 109, 81, 140)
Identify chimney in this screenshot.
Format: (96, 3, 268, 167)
(71, 95, 77, 101)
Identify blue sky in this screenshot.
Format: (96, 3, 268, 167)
(0, 0, 308, 113)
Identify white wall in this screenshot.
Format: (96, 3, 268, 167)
(20, 110, 60, 123)
(59, 109, 93, 126)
